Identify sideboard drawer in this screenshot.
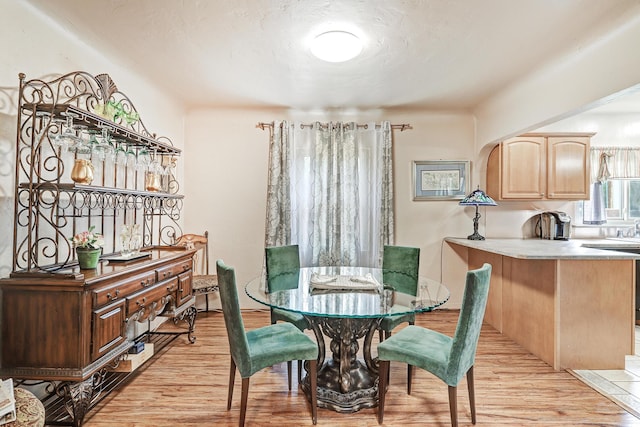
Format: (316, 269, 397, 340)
(156, 259, 192, 282)
(126, 277, 178, 315)
(93, 271, 156, 307)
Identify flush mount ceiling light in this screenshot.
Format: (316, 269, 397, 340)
(310, 31, 363, 62)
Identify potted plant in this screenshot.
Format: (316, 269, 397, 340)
(70, 226, 105, 269)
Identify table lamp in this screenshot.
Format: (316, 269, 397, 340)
(459, 186, 497, 240)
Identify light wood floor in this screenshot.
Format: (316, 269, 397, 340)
(82, 309, 640, 426)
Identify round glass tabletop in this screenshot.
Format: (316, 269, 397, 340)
(245, 266, 450, 319)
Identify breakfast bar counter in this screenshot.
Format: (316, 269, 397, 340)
(444, 237, 640, 259)
(443, 237, 640, 370)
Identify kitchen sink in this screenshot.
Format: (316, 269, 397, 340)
(581, 238, 640, 251)
(607, 237, 640, 244)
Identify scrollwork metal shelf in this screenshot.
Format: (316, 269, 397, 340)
(11, 71, 185, 273)
(18, 182, 184, 196)
(22, 103, 180, 155)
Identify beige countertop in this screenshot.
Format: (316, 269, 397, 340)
(444, 237, 640, 260)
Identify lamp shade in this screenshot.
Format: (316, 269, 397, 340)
(459, 187, 497, 206)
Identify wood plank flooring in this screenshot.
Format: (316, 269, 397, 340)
(82, 309, 640, 426)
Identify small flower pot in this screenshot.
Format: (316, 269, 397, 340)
(76, 247, 102, 270)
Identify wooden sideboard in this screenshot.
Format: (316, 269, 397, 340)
(0, 247, 197, 425)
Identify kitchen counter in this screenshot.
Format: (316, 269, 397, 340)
(443, 238, 636, 371)
(444, 237, 640, 259)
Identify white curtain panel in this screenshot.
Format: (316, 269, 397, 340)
(265, 121, 394, 267)
(591, 146, 640, 181)
(264, 121, 293, 247)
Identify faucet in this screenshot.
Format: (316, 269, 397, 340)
(635, 219, 640, 237)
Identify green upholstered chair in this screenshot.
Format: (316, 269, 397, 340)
(377, 263, 492, 427)
(216, 260, 318, 426)
(265, 245, 309, 331)
(265, 245, 310, 384)
(378, 245, 420, 341)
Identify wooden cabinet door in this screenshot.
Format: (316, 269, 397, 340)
(546, 136, 590, 199)
(176, 271, 193, 307)
(92, 300, 126, 361)
(500, 137, 546, 199)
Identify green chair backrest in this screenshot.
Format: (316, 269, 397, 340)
(382, 245, 420, 295)
(265, 245, 301, 292)
(446, 263, 492, 385)
(216, 259, 252, 377)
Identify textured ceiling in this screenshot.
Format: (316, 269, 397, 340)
(25, 0, 640, 112)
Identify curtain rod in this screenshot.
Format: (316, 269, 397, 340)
(592, 146, 640, 151)
(256, 121, 412, 132)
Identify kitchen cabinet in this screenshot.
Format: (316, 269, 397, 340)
(0, 71, 196, 426)
(486, 133, 593, 200)
(443, 238, 636, 370)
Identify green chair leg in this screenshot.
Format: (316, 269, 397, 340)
(448, 385, 458, 427)
(378, 360, 390, 424)
(240, 377, 250, 427)
(227, 358, 236, 410)
(467, 366, 476, 424)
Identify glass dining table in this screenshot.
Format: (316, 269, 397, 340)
(245, 266, 450, 413)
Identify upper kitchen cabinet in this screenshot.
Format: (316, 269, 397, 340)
(486, 133, 593, 201)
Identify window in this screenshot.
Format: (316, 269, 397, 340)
(581, 179, 640, 223)
(630, 181, 640, 218)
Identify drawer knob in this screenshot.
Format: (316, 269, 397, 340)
(106, 289, 120, 301)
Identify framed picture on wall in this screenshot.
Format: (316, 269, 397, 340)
(413, 160, 470, 200)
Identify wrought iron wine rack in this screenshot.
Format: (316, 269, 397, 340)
(12, 71, 184, 273)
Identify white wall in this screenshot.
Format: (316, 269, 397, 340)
(0, 0, 185, 276)
(474, 6, 640, 243)
(475, 7, 640, 147)
(0, 0, 184, 141)
(539, 112, 640, 147)
(185, 108, 477, 308)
